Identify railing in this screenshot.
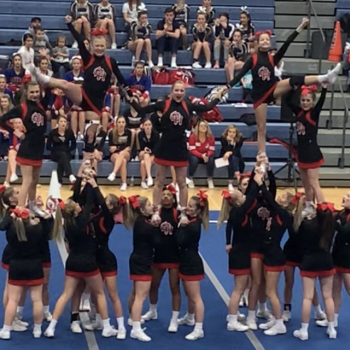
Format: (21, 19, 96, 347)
(305, 0, 349, 168)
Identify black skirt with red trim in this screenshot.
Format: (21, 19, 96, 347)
(178, 249, 204, 281)
(65, 252, 100, 278)
(283, 237, 303, 267)
(80, 87, 104, 116)
(228, 246, 251, 276)
(297, 143, 324, 170)
(253, 83, 277, 109)
(8, 258, 44, 286)
(262, 244, 286, 272)
(129, 251, 153, 280)
(42, 241, 51, 268)
(96, 246, 118, 276)
(16, 156, 43, 167)
(1, 244, 12, 271)
(300, 251, 334, 278)
(332, 247, 350, 273)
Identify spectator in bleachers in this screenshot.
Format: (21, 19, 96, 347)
(48, 88, 66, 129)
(138, 118, 159, 188)
(4, 54, 25, 92)
(52, 36, 70, 77)
(213, 13, 234, 69)
(126, 61, 151, 106)
(0, 76, 14, 102)
(38, 57, 53, 78)
(107, 116, 131, 190)
(220, 125, 244, 191)
(191, 12, 212, 69)
(17, 33, 34, 72)
(23, 17, 50, 46)
(156, 8, 180, 68)
(94, 0, 117, 49)
(187, 120, 215, 189)
(235, 7, 255, 42)
(33, 28, 53, 66)
(0, 94, 12, 116)
(225, 29, 249, 82)
(172, 0, 190, 49)
(122, 0, 147, 32)
(127, 11, 153, 67)
(197, 0, 215, 27)
(46, 115, 77, 185)
(70, 0, 94, 48)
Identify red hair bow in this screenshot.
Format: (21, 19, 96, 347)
(255, 30, 272, 39)
(221, 190, 232, 200)
(241, 171, 252, 179)
(91, 28, 107, 36)
(118, 196, 127, 205)
(0, 185, 6, 194)
(317, 202, 335, 212)
(166, 184, 177, 195)
(301, 84, 317, 96)
(22, 74, 31, 84)
(57, 199, 65, 210)
(197, 190, 208, 207)
(12, 207, 30, 220)
(291, 192, 304, 205)
(128, 195, 140, 209)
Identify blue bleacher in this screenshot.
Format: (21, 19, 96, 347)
(336, 0, 350, 9)
(0, 0, 282, 179)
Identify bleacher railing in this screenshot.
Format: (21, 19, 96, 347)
(306, 0, 349, 168)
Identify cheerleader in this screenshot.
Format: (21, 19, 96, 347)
(191, 12, 213, 69)
(282, 194, 326, 322)
(48, 88, 65, 129)
(177, 190, 209, 340)
(126, 195, 158, 342)
(0, 81, 47, 215)
(86, 189, 128, 339)
(236, 6, 255, 41)
(317, 192, 350, 328)
(286, 83, 327, 216)
(172, 0, 190, 49)
(196, 0, 215, 26)
(222, 171, 262, 333)
(293, 202, 336, 340)
(126, 80, 223, 216)
(127, 11, 153, 67)
(30, 15, 130, 126)
(224, 17, 341, 154)
(94, 0, 117, 49)
(138, 118, 160, 189)
(142, 185, 181, 332)
(44, 176, 116, 338)
(0, 205, 55, 340)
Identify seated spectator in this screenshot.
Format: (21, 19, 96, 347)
(197, 0, 215, 26)
(94, 0, 117, 49)
(64, 56, 85, 138)
(172, 0, 190, 49)
(138, 118, 159, 188)
(126, 61, 151, 106)
(38, 57, 53, 78)
(0, 94, 13, 117)
(17, 33, 34, 72)
(70, 0, 94, 48)
(48, 88, 66, 129)
(187, 120, 215, 189)
(46, 115, 77, 185)
(235, 7, 255, 41)
(5, 54, 25, 93)
(156, 8, 180, 68)
(0, 76, 14, 102)
(220, 124, 244, 191)
(107, 116, 131, 191)
(22, 17, 50, 45)
(213, 13, 234, 69)
(33, 28, 53, 66)
(122, 0, 147, 32)
(52, 36, 70, 77)
(191, 12, 212, 68)
(225, 29, 249, 82)
(127, 12, 153, 67)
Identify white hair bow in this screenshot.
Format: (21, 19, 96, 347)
(240, 6, 249, 14)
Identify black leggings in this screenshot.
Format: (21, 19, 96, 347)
(51, 151, 73, 183)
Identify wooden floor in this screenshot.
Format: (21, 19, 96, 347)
(36, 185, 350, 210)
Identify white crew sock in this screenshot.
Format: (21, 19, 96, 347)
(116, 317, 125, 330)
(171, 311, 179, 322)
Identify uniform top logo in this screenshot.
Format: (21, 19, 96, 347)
(93, 66, 107, 82)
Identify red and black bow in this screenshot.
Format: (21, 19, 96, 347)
(221, 190, 232, 200)
(255, 30, 272, 39)
(197, 190, 208, 207)
(165, 184, 177, 195)
(317, 202, 335, 212)
(91, 28, 107, 36)
(12, 207, 30, 220)
(119, 196, 127, 206)
(301, 84, 317, 96)
(128, 195, 140, 209)
(291, 192, 304, 205)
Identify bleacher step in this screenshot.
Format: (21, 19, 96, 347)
(275, 1, 336, 15)
(282, 58, 335, 75)
(275, 15, 335, 29)
(319, 111, 350, 129)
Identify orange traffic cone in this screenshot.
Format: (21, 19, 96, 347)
(328, 21, 342, 62)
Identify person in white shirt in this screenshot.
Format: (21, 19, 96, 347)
(122, 0, 147, 31)
(17, 33, 35, 72)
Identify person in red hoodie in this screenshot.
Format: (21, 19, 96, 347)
(187, 120, 215, 189)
